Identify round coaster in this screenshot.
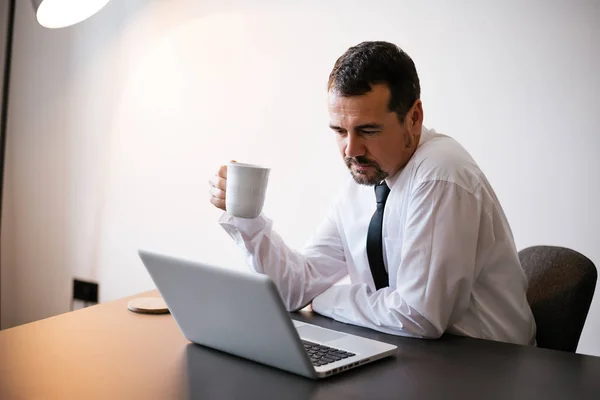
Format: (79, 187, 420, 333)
(127, 297, 170, 314)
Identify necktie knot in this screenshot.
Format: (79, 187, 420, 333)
(375, 182, 390, 205)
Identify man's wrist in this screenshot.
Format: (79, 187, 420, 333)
(218, 212, 268, 236)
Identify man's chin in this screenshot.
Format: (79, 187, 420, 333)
(350, 171, 378, 186)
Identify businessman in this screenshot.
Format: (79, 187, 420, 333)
(209, 41, 536, 345)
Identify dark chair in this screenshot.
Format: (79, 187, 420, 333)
(519, 245, 597, 352)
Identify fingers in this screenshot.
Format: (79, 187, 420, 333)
(209, 175, 226, 191)
(208, 182, 226, 211)
(218, 164, 227, 179)
(209, 161, 237, 212)
(209, 194, 226, 211)
(208, 177, 226, 212)
(209, 185, 225, 199)
(218, 160, 236, 179)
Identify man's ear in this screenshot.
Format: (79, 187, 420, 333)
(406, 99, 423, 133)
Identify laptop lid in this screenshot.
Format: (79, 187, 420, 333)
(138, 250, 317, 378)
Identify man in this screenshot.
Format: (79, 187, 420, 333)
(209, 41, 536, 345)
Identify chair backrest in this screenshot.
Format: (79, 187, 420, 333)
(519, 246, 597, 352)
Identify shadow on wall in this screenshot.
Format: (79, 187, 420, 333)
(93, 7, 362, 303)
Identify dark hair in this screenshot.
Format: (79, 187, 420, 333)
(328, 41, 421, 122)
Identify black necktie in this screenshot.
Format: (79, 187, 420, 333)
(366, 182, 391, 290)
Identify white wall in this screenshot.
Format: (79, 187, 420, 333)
(1, 0, 599, 355)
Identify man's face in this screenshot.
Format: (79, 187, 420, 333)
(328, 84, 423, 186)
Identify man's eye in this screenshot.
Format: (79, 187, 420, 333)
(362, 130, 380, 135)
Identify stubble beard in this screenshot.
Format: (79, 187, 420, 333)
(344, 156, 388, 186)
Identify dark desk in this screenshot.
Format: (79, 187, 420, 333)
(1, 290, 599, 399)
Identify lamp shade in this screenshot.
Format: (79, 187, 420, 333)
(32, 0, 111, 29)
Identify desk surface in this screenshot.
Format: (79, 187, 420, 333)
(1, 290, 600, 400)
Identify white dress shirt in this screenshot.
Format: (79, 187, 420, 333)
(219, 126, 536, 345)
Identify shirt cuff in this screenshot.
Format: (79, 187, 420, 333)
(218, 211, 268, 239)
(312, 284, 345, 319)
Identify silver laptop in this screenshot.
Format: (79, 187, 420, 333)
(138, 250, 397, 379)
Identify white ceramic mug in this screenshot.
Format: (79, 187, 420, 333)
(226, 162, 271, 219)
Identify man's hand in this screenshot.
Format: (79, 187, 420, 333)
(208, 161, 234, 211)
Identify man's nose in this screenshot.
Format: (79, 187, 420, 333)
(345, 133, 365, 158)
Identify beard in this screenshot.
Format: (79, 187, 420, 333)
(344, 156, 388, 186)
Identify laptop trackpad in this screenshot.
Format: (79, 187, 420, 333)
(296, 324, 346, 343)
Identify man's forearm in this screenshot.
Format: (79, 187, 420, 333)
(219, 212, 347, 311)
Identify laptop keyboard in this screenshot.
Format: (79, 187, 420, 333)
(302, 340, 355, 366)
